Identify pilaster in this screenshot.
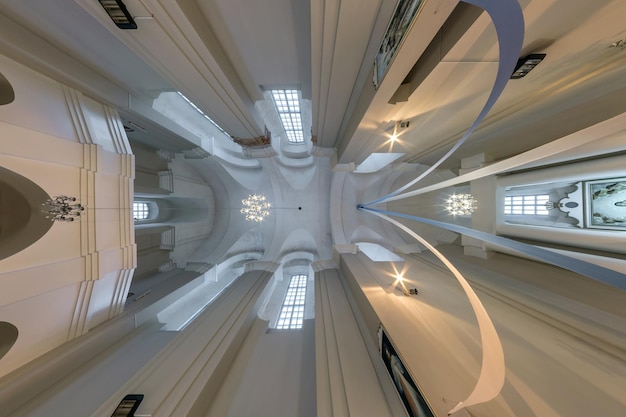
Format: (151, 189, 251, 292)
(315, 269, 393, 417)
(90, 270, 273, 417)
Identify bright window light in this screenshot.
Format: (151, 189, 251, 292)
(271, 89, 304, 143)
(133, 202, 149, 220)
(177, 92, 229, 136)
(504, 195, 550, 215)
(276, 274, 307, 329)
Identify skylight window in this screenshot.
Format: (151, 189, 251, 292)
(271, 89, 304, 143)
(177, 92, 229, 136)
(276, 274, 307, 329)
(504, 195, 550, 215)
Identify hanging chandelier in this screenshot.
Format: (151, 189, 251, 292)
(445, 193, 477, 216)
(42, 195, 85, 222)
(241, 194, 271, 222)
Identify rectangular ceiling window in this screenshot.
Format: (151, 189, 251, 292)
(177, 92, 229, 136)
(276, 274, 307, 330)
(271, 89, 304, 143)
(504, 195, 550, 215)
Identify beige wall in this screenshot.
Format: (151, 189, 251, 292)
(0, 54, 135, 377)
(339, 248, 626, 417)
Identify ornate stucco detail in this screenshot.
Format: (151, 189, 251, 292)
(232, 127, 272, 148)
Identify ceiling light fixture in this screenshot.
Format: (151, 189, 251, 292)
(98, 0, 137, 29)
(42, 196, 85, 222)
(511, 54, 546, 79)
(241, 194, 271, 222)
(389, 120, 410, 142)
(445, 193, 477, 216)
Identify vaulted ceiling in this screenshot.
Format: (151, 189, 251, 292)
(1, 0, 625, 264)
(2, 0, 625, 168)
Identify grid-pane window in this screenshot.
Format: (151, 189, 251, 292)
(276, 274, 307, 330)
(133, 202, 150, 220)
(504, 195, 549, 215)
(271, 90, 304, 143)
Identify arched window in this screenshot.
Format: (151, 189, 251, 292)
(276, 274, 307, 330)
(133, 202, 150, 221)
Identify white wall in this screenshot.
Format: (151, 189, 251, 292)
(0, 54, 135, 377)
(203, 319, 316, 417)
(315, 268, 395, 417)
(496, 154, 626, 255)
(340, 249, 626, 417)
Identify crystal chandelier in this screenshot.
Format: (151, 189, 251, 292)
(42, 195, 85, 222)
(241, 194, 271, 222)
(445, 193, 477, 216)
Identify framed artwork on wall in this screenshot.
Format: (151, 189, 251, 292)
(373, 0, 425, 89)
(379, 327, 435, 417)
(110, 394, 144, 417)
(585, 178, 626, 229)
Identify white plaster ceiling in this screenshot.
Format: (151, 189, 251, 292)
(1, 0, 626, 262)
(1, 0, 625, 164)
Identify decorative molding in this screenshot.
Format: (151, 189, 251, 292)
(394, 243, 423, 254)
(312, 259, 337, 272)
(158, 259, 177, 273)
(333, 244, 358, 254)
(63, 86, 94, 145)
(184, 262, 213, 274)
(332, 163, 356, 172)
(332, 244, 358, 266)
(459, 152, 493, 175)
(244, 261, 280, 273)
(160, 227, 175, 251)
(241, 145, 277, 158)
(68, 280, 95, 339)
(156, 149, 175, 162)
(463, 245, 494, 259)
(158, 169, 174, 193)
(110, 268, 135, 317)
(104, 106, 133, 155)
(232, 136, 271, 147)
(232, 128, 271, 148)
(182, 146, 210, 159)
(310, 145, 336, 158)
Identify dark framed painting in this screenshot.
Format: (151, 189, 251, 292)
(585, 178, 626, 229)
(373, 0, 425, 88)
(380, 328, 436, 417)
(111, 394, 144, 417)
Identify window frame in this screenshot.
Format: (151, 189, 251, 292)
(270, 89, 305, 144)
(275, 274, 307, 330)
(504, 194, 550, 216)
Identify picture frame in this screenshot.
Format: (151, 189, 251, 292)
(110, 394, 144, 417)
(379, 327, 435, 417)
(585, 178, 626, 229)
(373, 0, 425, 89)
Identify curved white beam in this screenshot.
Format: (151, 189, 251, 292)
(362, 208, 505, 415)
(364, 0, 525, 207)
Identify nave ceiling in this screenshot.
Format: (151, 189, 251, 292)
(1, 0, 625, 262)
